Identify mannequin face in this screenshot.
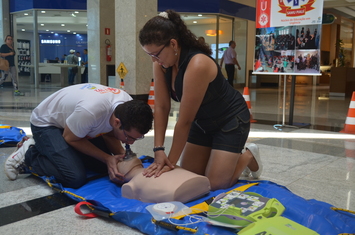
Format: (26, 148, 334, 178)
(117, 156, 143, 179)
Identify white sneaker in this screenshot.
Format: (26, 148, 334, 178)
(241, 149, 251, 177)
(246, 143, 263, 179)
(4, 137, 35, 180)
(242, 167, 251, 177)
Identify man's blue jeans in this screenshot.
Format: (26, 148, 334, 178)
(25, 124, 109, 188)
(68, 67, 77, 85)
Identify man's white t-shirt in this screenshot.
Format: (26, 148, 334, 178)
(30, 83, 132, 139)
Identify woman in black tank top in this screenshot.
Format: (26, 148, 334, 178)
(139, 10, 263, 191)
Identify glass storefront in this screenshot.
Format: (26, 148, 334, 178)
(182, 13, 247, 85)
(11, 10, 248, 86)
(340, 18, 354, 67)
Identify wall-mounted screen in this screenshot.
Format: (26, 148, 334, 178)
(210, 43, 229, 59)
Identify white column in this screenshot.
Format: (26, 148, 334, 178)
(115, 0, 157, 96)
(33, 10, 39, 88)
(87, 0, 116, 85)
(0, 0, 10, 41)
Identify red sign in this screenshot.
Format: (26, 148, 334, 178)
(256, 0, 271, 28)
(105, 28, 110, 35)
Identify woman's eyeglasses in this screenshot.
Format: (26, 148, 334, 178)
(146, 44, 167, 60)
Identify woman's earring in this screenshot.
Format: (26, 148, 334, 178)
(175, 50, 177, 56)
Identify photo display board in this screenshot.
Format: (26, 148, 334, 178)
(253, 0, 324, 75)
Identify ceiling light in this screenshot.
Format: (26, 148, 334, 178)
(24, 13, 29, 16)
(73, 32, 77, 34)
(41, 11, 46, 13)
(40, 24, 44, 26)
(51, 32, 54, 34)
(61, 24, 65, 26)
(193, 21, 197, 23)
(71, 13, 76, 17)
(74, 11, 79, 14)
(198, 14, 202, 16)
(67, 30, 71, 32)
(21, 29, 25, 31)
(46, 29, 49, 31)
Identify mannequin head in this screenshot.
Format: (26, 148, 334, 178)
(117, 156, 144, 182)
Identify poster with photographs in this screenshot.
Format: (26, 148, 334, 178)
(254, 0, 323, 75)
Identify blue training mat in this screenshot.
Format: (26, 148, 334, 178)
(0, 125, 26, 146)
(37, 156, 355, 235)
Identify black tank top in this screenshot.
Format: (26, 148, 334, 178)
(165, 47, 250, 132)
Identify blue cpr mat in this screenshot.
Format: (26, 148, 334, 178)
(37, 156, 355, 235)
(0, 125, 26, 147)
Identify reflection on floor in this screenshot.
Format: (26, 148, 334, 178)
(0, 78, 354, 234)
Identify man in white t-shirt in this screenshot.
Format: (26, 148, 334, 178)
(4, 83, 153, 188)
(219, 41, 241, 87)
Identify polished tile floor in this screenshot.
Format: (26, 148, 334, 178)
(0, 77, 354, 234)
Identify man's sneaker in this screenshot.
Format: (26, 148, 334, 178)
(14, 90, 25, 96)
(4, 137, 35, 180)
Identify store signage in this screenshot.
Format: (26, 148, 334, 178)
(253, 0, 323, 75)
(322, 13, 336, 25)
(257, 0, 323, 28)
(41, 39, 61, 44)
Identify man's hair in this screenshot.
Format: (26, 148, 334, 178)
(229, 41, 235, 46)
(114, 100, 153, 134)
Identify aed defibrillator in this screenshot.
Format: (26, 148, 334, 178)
(238, 216, 320, 235)
(207, 191, 285, 228)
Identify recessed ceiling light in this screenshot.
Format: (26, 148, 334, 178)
(24, 13, 29, 16)
(41, 11, 46, 13)
(40, 24, 44, 26)
(46, 29, 49, 31)
(61, 24, 65, 26)
(67, 30, 71, 32)
(22, 29, 25, 31)
(51, 32, 54, 34)
(74, 11, 79, 14)
(193, 21, 197, 23)
(198, 14, 202, 17)
(73, 32, 77, 34)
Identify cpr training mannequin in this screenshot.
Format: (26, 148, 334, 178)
(117, 146, 211, 203)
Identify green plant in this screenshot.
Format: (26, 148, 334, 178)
(335, 39, 345, 67)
